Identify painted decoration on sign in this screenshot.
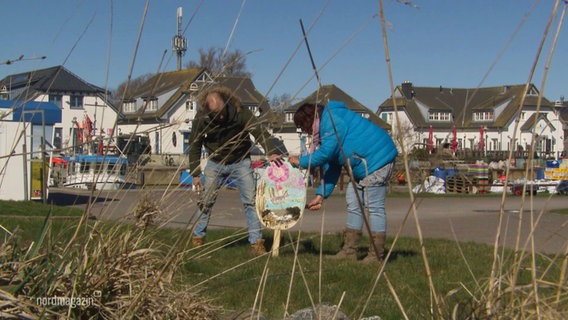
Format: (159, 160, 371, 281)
(255, 160, 306, 230)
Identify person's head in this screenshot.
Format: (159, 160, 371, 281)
(198, 86, 241, 122)
(198, 86, 240, 113)
(293, 103, 323, 135)
(206, 91, 225, 113)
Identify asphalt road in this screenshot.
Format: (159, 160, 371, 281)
(47, 187, 568, 255)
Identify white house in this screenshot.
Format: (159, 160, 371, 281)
(0, 100, 61, 200)
(116, 68, 276, 160)
(377, 82, 566, 160)
(274, 84, 391, 156)
(0, 66, 120, 157)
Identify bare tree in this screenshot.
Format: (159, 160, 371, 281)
(393, 120, 420, 154)
(185, 47, 251, 77)
(269, 93, 293, 114)
(112, 73, 153, 103)
(111, 47, 251, 100)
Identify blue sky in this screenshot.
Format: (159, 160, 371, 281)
(1, 0, 566, 110)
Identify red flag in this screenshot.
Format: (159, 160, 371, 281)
(427, 125, 434, 152)
(83, 114, 93, 141)
(451, 126, 458, 152)
(75, 120, 83, 143)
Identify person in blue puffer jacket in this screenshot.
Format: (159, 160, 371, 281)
(289, 101, 398, 262)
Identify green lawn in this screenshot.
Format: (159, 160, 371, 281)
(0, 199, 566, 319)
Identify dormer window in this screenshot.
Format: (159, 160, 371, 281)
(144, 97, 158, 112)
(248, 105, 258, 114)
(473, 111, 494, 122)
(123, 100, 136, 113)
(428, 111, 451, 122)
(381, 112, 393, 123)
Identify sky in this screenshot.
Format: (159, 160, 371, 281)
(1, 0, 566, 111)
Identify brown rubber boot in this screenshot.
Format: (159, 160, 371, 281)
(192, 236, 205, 247)
(362, 232, 386, 263)
(250, 239, 267, 256)
(328, 228, 361, 260)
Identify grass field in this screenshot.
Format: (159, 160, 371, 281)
(0, 198, 566, 319)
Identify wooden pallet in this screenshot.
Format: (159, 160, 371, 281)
(445, 175, 475, 194)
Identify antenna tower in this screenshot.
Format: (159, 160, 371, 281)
(172, 7, 188, 70)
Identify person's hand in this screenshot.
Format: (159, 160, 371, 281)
(192, 176, 203, 194)
(268, 154, 283, 166)
(288, 155, 300, 168)
(306, 195, 323, 211)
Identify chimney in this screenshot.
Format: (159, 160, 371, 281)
(401, 81, 414, 99)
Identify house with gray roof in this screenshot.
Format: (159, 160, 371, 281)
(116, 68, 274, 158)
(377, 82, 565, 159)
(0, 65, 119, 156)
(273, 84, 391, 155)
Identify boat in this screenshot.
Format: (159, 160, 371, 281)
(60, 154, 131, 190)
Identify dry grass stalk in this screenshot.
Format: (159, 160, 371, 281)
(132, 192, 164, 229)
(0, 219, 219, 319)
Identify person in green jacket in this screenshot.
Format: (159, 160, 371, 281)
(188, 86, 282, 255)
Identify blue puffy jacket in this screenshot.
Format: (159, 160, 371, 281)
(299, 101, 398, 198)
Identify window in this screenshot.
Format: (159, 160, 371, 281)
(123, 100, 136, 113)
(381, 112, 393, 123)
(186, 99, 196, 110)
(54, 127, 62, 150)
(428, 111, 451, 122)
(70, 95, 83, 109)
(473, 111, 494, 122)
(285, 112, 294, 123)
(0, 86, 8, 100)
(243, 105, 260, 116)
(49, 94, 62, 108)
(145, 98, 158, 112)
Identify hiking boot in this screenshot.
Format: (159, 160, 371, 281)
(250, 239, 267, 256)
(362, 232, 386, 263)
(192, 236, 205, 247)
(327, 228, 361, 261)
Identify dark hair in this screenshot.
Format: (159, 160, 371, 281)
(293, 103, 323, 134)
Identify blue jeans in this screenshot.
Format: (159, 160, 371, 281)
(345, 162, 394, 233)
(193, 158, 262, 244)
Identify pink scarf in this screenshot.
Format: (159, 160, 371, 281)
(309, 110, 321, 153)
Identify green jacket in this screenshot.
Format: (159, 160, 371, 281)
(188, 104, 276, 177)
